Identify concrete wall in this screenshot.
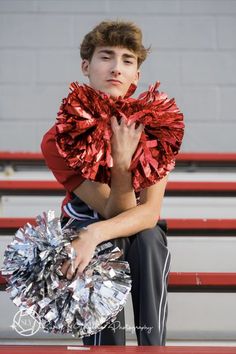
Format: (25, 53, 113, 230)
(0, 0, 236, 152)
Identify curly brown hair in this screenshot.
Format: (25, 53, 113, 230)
(80, 20, 149, 67)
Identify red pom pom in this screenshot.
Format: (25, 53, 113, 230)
(55, 82, 184, 191)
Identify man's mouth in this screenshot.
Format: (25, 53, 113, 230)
(107, 79, 122, 85)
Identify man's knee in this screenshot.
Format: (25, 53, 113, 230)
(136, 224, 168, 249)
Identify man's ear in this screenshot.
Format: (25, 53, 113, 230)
(133, 70, 140, 85)
(81, 59, 90, 77)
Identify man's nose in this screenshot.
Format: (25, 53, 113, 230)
(111, 61, 121, 76)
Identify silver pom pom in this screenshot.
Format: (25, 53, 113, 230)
(1, 211, 131, 337)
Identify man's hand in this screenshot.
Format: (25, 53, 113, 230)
(111, 116, 143, 170)
(60, 227, 100, 280)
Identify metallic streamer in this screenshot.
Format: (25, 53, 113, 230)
(1, 211, 131, 337)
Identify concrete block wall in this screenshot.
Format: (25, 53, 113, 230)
(0, 0, 236, 152)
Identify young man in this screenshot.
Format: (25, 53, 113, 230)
(41, 20, 172, 346)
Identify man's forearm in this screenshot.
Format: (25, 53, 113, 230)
(89, 202, 159, 244)
(104, 166, 137, 218)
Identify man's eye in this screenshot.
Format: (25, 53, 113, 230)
(102, 56, 110, 60)
(124, 60, 133, 64)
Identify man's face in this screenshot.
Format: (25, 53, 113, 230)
(81, 46, 140, 98)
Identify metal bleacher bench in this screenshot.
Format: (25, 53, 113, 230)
(1, 219, 236, 293)
(0, 151, 236, 350)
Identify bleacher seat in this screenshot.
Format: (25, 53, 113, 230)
(0, 152, 236, 348)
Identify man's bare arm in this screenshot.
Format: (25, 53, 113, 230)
(63, 175, 168, 278)
(73, 116, 143, 218)
(73, 166, 136, 219)
(91, 175, 168, 241)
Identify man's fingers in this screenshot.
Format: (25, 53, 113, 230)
(136, 123, 144, 134)
(120, 116, 127, 127)
(61, 258, 80, 280)
(110, 116, 119, 130)
(66, 257, 80, 279)
(60, 260, 71, 275)
(64, 261, 88, 280)
(77, 261, 88, 275)
(66, 264, 75, 280)
(126, 120, 135, 128)
(61, 258, 89, 280)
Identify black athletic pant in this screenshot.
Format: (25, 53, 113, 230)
(62, 217, 170, 346)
